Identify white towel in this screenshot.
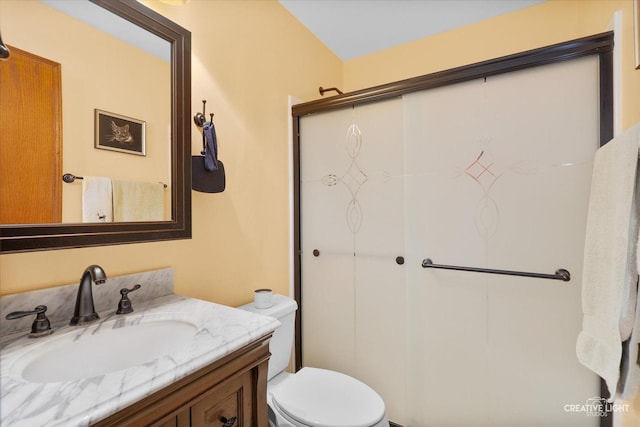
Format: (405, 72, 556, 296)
(619, 275, 640, 399)
(619, 187, 640, 399)
(112, 179, 164, 222)
(576, 122, 640, 400)
(82, 176, 113, 222)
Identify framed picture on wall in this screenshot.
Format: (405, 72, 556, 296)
(95, 109, 146, 156)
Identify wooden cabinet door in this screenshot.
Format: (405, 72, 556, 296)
(191, 372, 253, 427)
(0, 45, 62, 223)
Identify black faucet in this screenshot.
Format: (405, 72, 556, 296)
(70, 265, 107, 326)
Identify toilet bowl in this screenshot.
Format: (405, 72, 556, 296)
(268, 368, 388, 427)
(239, 295, 389, 427)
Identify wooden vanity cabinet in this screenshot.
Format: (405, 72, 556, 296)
(189, 369, 253, 427)
(92, 334, 272, 427)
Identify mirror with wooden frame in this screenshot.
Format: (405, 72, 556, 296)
(0, 0, 191, 253)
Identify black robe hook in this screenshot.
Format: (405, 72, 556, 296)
(193, 100, 207, 127)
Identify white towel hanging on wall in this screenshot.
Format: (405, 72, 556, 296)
(618, 156, 640, 400)
(112, 179, 164, 222)
(81, 176, 113, 223)
(577, 121, 640, 400)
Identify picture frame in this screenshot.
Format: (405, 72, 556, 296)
(94, 109, 146, 156)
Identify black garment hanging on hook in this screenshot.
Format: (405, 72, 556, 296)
(192, 108, 225, 193)
(192, 155, 225, 193)
(202, 120, 219, 172)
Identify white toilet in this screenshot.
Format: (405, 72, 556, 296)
(240, 294, 390, 427)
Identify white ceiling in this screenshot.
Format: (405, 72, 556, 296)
(279, 0, 546, 60)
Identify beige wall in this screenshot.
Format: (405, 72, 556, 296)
(0, 0, 342, 306)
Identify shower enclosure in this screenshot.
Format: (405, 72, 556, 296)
(294, 33, 613, 426)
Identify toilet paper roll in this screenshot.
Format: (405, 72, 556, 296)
(254, 288, 273, 309)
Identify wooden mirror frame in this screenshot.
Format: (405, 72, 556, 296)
(0, 0, 192, 253)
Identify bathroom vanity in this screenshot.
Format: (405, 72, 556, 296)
(0, 269, 280, 427)
(92, 332, 271, 427)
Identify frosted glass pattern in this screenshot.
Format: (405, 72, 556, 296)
(300, 55, 601, 427)
(404, 55, 600, 427)
(300, 98, 406, 420)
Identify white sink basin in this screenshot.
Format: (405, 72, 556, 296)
(15, 317, 198, 383)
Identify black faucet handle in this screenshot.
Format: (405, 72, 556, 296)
(5, 305, 53, 337)
(120, 284, 141, 297)
(116, 284, 141, 315)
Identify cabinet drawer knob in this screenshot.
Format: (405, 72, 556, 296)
(221, 416, 237, 427)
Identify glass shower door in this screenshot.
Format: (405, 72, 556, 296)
(404, 56, 601, 426)
(299, 54, 602, 427)
(299, 98, 407, 422)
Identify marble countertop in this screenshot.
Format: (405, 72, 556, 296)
(0, 294, 280, 427)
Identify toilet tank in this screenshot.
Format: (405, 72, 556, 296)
(238, 294, 298, 380)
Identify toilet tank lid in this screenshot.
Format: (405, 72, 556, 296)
(238, 294, 298, 319)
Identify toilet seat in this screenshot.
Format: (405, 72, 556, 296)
(270, 367, 386, 427)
